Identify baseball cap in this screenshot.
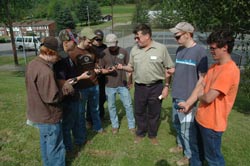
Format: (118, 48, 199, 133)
(42, 36, 58, 51)
(105, 33, 118, 47)
(58, 29, 78, 44)
(169, 22, 194, 33)
(79, 27, 96, 40)
(94, 29, 104, 39)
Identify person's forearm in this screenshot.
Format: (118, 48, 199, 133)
(121, 65, 133, 72)
(127, 72, 133, 83)
(185, 82, 204, 107)
(165, 68, 174, 87)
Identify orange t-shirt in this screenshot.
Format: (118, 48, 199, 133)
(196, 60, 240, 132)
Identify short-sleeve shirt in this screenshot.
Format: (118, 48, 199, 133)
(196, 60, 240, 132)
(129, 40, 174, 84)
(54, 47, 98, 90)
(99, 47, 129, 87)
(172, 44, 208, 100)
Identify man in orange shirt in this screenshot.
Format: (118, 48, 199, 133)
(178, 30, 240, 166)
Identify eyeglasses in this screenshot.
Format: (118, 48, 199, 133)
(134, 36, 140, 41)
(209, 46, 219, 51)
(174, 33, 185, 40)
(95, 38, 103, 42)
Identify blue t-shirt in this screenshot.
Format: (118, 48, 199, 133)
(172, 44, 208, 100)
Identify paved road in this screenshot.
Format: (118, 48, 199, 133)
(0, 42, 38, 57)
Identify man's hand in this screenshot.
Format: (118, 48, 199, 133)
(62, 81, 74, 96)
(160, 87, 169, 99)
(94, 68, 102, 75)
(78, 71, 91, 80)
(178, 101, 192, 114)
(116, 63, 123, 70)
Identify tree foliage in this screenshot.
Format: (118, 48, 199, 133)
(132, 0, 150, 24)
(0, 0, 34, 65)
(173, 0, 250, 33)
(76, 0, 102, 26)
(55, 8, 76, 32)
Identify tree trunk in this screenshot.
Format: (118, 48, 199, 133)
(5, 1, 19, 66)
(9, 25, 19, 66)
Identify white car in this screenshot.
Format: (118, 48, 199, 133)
(15, 36, 41, 51)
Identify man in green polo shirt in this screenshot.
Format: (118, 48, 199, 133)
(117, 24, 175, 145)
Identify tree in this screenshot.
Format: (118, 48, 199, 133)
(0, 0, 33, 65)
(55, 7, 76, 33)
(132, 0, 150, 24)
(154, 0, 182, 28)
(76, 0, 102, 26)
(173, 0, 250, 33)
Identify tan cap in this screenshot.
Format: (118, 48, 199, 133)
(79, 27, 96, 39)
(105, 33, 118, 47)
(169, 22, 194, 33)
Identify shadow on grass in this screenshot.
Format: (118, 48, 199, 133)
(234, 91, 250, 115)
(160, 106, 176, 136)
(155, 159, 171, 166)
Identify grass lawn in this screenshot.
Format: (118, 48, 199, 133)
(81, 4, 135, 30)
(0, 68, 249, 166)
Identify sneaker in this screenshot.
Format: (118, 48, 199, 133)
(149, 137, 159, 145)
(169, 146, 183, 153)
(129, 128, 136, 134)
(176, 157, 189, 166)
(112, 128, 119, 134)
(134, 136, 144, 144)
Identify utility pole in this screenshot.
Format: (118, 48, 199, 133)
(111, 0, 114, 33)
(87, 6, 90, 27)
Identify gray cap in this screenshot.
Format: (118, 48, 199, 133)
(169, 22, 194, 33)
(105, 33, 118, 47)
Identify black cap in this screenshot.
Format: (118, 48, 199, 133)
(94, 29, 104, 38)
(43, 36, 58, 51)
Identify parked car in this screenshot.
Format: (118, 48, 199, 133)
(15, 36, 41, 51)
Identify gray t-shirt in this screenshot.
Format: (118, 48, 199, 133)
(172, 44, 208, 100)
(99, 47, 129, 88)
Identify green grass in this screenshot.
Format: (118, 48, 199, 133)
(86, 4, 135, 30)
(0, 69, 250, 166)
(0, 55, 36, 66)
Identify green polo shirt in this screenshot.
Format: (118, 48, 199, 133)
(129, 40, 174, 84)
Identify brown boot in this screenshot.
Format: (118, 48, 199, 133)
(176, 157, 189, 166)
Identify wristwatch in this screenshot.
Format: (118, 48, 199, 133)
(165, 83, 170, 88)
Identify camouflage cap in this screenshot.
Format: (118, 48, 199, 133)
(58, 29, 78, 44)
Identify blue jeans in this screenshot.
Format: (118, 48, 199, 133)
(105, 86, 135, 129)
(80, 85, 103, 131)
(190, 120, 225, 166)
(62, 100, 86, 151)
(172, 98, 195, 159)
(36, 123, 65, 166)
